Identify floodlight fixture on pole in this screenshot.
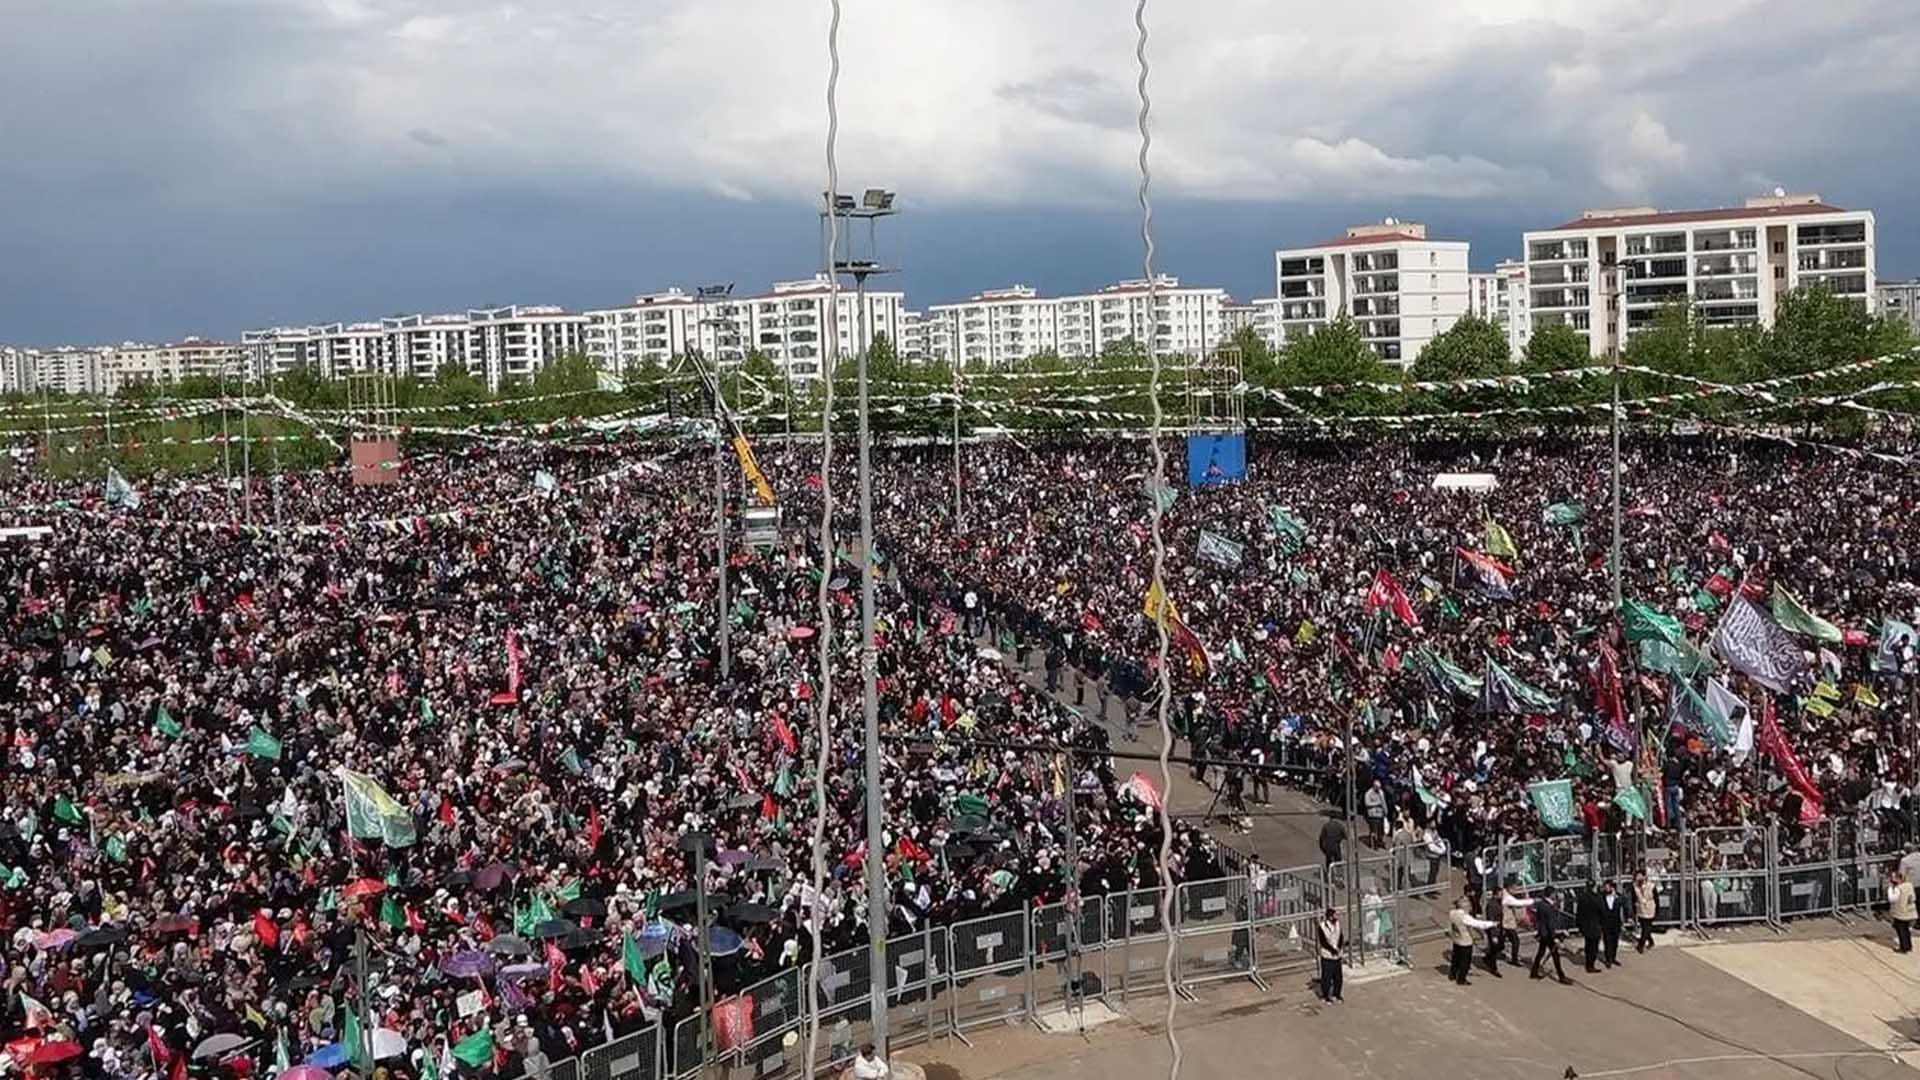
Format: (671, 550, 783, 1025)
(690, 282, 738, 683)
(823, 183, 899, 1060)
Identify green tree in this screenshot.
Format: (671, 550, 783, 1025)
(1749, 284, 1906, 376)
(1276, 316, 1384, 385)
(1411, 315, 1510, 380)
(1523, 320, 1591, 371)
(1230, 327, 1279, 386)
(531, 352, 600, 395)
(433, 361, 488, 405)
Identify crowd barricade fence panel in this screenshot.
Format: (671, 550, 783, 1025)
(1174, 876, 1257, 990)
(1107, 887, 1177, 1000)
(945, 911, 1032, 1032)
(1773, 821, 1836, 922)
(1029, 900, 1106, 1016)
(1690, 826, 1772, 929)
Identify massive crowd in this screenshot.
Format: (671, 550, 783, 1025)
(3, 428, 1919, 1080)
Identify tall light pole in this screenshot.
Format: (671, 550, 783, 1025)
(1609, 261, 1625, 615)
(825, 186, 898, 1056)
(676, 832, 716, 1072)
(695, 283, 737, 682)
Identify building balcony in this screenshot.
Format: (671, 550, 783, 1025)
(1798, 249, 1867, 271)
(1797, 223, 1867, 246)
(1530, 289, 1589, 310)
(1529, 241, 1589, 262)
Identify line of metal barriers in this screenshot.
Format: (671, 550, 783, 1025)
(522, 818, 1902, 1080)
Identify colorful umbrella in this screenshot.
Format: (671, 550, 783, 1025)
(32, 929, 76, 951)
(438, 951, 495, 978)
(28, 1042, 84, 1066)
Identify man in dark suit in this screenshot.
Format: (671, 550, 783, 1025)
(1528, 885, 1572, 983)
(1599, 879, 1626, 967)
(1576, 883, 1605, 973)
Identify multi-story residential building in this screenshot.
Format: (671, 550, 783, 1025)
(317, 322, 386, 378)
(0, 347, 28, 396)
(242, 327, 321, 380)
(1493, 259, 1530, 358)
(897, 311, 930, 361)
(1877, 279, 1920, 335)
(109, 339, 246, 388)
(1221, 298, 1282, 351)
(1275, 221, 1472, 363)
(1523, 191, 1876, 356)
(922, 276, 1228, 368)
(1467, 273, 1497, 320)
(382, 314, 472, 382)
(465, 305, 588, 390)
(585, 276, 901, 381)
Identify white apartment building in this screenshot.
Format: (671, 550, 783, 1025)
(382, 313, 472, 382)
(1221, 298, 1282, 351)
(109, 339, 246, 389)
(1275, 221, 1471, 364)
(466, 305, 588, 390)
(897, 311, 930, 361)
(586, 276, 902, 381)
(923, 276, 1228, 368)
(242, 327, 320, 380)
(1523, 192, 1876, 356)
(317, 322, 386, 378)
(1875, 280, 1920, 336)
(0, 347, 28, 396)
(1493, 259, 1530, 357)
(1467, 273, 1497, 320)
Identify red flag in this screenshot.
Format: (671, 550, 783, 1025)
(1703, 573, 1734, 599)
(588, 804, 603, 852)
(940, 695, 958, 729)
(1593, 641, 1630, 749)
(1709, 531, 1732, 553)
(438, 796, 456, 828)
(170, 1047, 188, 1080)
(490, 629, 524, 705)
(770, 713, 797, 755)
(253, 910, 280, 950)
(1382, 645, 1402, 673)
(1080, 611, 1104, 634)
(712, 996, 757, 1051)
(147, 1026, 170, 1070)
(760, 794, 778, 820)
(1365, 569, 1419, 627)
(1122, 772, 1165, 811)
(1757, 694, 1825, 819)
(406, 905, 424, 934)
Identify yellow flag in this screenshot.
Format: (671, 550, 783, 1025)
(1813, 680, 1841, 702)
(1855, 684, 1882, 707)
(1806, 697, 1836, 718)
(1296, 619, 1317, 645)
(1142, 578, 1181, 628)
(732, 436, 775, 507)
(1485, 520, 1519, 562)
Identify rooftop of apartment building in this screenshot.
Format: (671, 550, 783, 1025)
(1539, 191, 1858, 232)
(1288, 219, 1468, 250)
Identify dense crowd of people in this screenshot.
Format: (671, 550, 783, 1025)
(3, 427, 1919, 1080)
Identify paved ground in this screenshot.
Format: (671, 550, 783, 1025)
(897, 921, 1920, 1080)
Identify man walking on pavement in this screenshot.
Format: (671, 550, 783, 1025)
(1527, 885, 1572, 984)
(1889, 870, 1916, 954)
(1600, 879, 1625, 967)
(1490, 876, 1527, 976)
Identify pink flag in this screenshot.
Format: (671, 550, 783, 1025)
(489, 630, 524, 705)
(1122, 772, 1164, 811)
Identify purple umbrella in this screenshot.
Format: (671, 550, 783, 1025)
(714, 849, 753, 868)
(498, 963, 546, 982)
(439, 951, 496, 978)
(277, 1066, 333, 1080)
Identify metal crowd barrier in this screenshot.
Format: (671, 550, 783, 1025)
(562, 823, 1913, 1077)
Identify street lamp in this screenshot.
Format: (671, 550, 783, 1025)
(821, 186, 898, 1056)
(676, 831, 717, 1072)
(694, 283, 737, 682)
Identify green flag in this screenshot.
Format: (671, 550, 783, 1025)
(644, 891, 661, 920)
(647, 955, 674, 1005)
(246, 728, 283, 761)
(1416, 647, 1482, 697)
(773, 767, 794, 798)
(419, 698, 436, 725)
(342, 1008, 368, 1070)
(1670, 677, 1733, 748)
(623, 930, 647, 985)
(1544, 502, 1586, 526)
(337, 769, 417, 848)
(105, 835, 128, 863)
(1639, 637, 1715, 678)
(380, 896, 406, 931)
(559, 747, 583, 776)
(1267, 506, 1307, 554)
(1614, 786, 1651, 822)
(1438, 596, 1462, 621)
(450, 1030, 493, 1069)
(155, 706, 183, 739)
(953, 793, 989, 818)
(1771, 583, 1843, 643)
(1621, 599, 1684, 647)
(1528, 779, 1576, 831)
(1692, 588, 1720, 614)
(1484, 520, 1519, 561)
(556, 879, 582, 903)
(53, 798, 83, 826)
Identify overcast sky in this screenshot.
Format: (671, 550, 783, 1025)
(2, 0, 1915, 346)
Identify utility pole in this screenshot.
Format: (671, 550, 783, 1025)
(695, 283, 736, 682)
(676, 833, 716, 1074)
(1610, 341, 1623, 614)
(827, 186, 898, 1057)
(951, 358, 963, 529)
(354, 929, 374, 1073)
(1343, 699, 1360, 962)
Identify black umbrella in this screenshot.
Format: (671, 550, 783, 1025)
(560, 897, 607, 919)
(534, 919, 579, 940)
(725, 794, 761, 810)
(558, 927, 602, 951)
(744, 856, 786, 874)
(725, 903, 775, 925)
(484, 935, 532, 957)
(285, 974, 329, 991)
(659, 891, 698, 913)
(443, 870, 474, 889)
(74, 926, 128, 950)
